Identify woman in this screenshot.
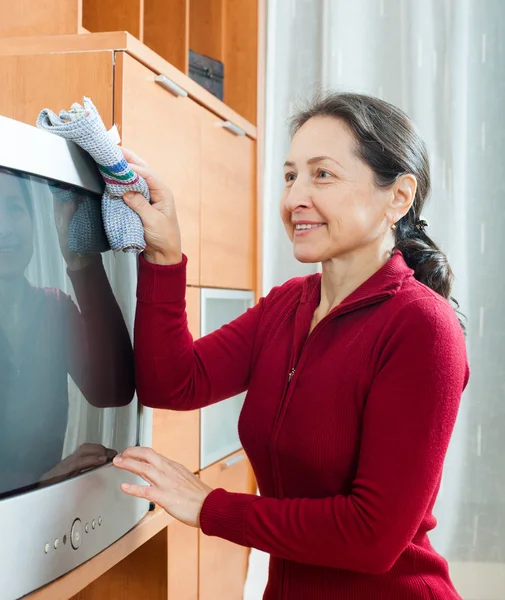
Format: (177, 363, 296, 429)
(114, 93, 469, 599)
(0, 169, 134, 496)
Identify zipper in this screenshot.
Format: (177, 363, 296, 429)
(271, 290, 395, 497)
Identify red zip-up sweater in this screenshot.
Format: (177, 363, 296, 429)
(135, 251, 469, 600)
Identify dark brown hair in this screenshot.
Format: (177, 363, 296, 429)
(290, 91, 464, 327)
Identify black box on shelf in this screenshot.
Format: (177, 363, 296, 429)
(189, 50, 224, 101)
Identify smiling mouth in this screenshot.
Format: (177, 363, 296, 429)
(293, 223, 325, 234)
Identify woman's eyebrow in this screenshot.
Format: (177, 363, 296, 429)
(283, 156, 344, 169)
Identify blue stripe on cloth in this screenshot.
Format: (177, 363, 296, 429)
(102, 158, 130, 174)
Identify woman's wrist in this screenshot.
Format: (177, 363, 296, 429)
(143, 250, 183, 266)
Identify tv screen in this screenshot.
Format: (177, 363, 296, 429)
(0, 166, 138, 500)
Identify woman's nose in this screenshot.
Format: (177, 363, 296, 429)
(284, 180, 313, 212)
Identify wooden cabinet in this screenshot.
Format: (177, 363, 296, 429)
(199, 450, 254, 600)
(0, 51, 114, 128)
(167, 518, 199, 600)
(117, 51, 201, 285)
(0, 29, 261, 600)
(152, 286, 201, 473)
(68, 512, 198, 600)
(200, 110, 255, 290)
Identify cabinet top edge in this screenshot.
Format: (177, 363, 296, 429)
(0, 32, 257, 139)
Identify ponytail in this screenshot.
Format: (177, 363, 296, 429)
(395, 218, 465, 330)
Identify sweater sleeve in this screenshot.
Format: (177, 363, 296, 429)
(199, 299, 469, 574)
(134, 254, 266, 410)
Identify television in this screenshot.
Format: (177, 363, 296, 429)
(0, 115, 151, 600)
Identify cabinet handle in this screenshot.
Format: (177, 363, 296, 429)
(220, 120, 246, 136)
(220, 453, 246, 470)
(155, 74, 188, 98)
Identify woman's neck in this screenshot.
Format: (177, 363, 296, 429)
(319, 244, 393, 316)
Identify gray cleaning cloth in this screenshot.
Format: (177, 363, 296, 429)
(37, 97, 150, 254)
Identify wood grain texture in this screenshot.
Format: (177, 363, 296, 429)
(199, 450, 253, 600)
(0, 0, 80, 37)
(200, 109, 255, 290)
(27, 509, 171, 599)
(83, 0, 144, 39)
(223, 0, 258, 124)
(0, 52, 114, 128)
(71, 527, 168, 600)
(144, 0, 189, 73)
(167, 519, 199, 599)
(255, 0, 266, 300)
(189, 0, 224, 62)
(117, 52, 201, 285)
(0, 32, 257, 138)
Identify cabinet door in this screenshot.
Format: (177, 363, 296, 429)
(200, 109, 255, 289)
(152, 286, 200, 473)
(199, 451, 254, 600)
(0, 52, 113, 127)
(200, 288, 254, 469)
(167, 518, 199, 600)
(117, 52, 201, 285)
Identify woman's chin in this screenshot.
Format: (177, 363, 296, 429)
(293, 249, 322, 264)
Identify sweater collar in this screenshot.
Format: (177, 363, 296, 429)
(301, 250, 413, 316)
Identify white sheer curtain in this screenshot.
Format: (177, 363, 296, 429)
(247, 1, 505, 598)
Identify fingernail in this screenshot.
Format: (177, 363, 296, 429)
(123, 192, 135, 200)
(113, 456, 122, 463)
(122, 483, 130, 489)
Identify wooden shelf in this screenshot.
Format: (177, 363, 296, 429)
(0, 31, 256, 139)
(27, 508, 172, 599)
(80, 0, 259, 124)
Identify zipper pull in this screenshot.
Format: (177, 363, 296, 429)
(288, 367, 296, 383)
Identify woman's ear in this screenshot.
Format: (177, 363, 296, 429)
(391, 174, 417, 218)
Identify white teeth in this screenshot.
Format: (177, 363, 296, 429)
(295, 224, 321, 230)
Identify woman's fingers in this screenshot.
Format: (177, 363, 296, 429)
(120, 147, 149, 168)
(114, 447, 165, 485)
(119, 446, 166, 467)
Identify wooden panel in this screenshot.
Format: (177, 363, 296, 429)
(144, 0, 189, 73)
(189, 0, 224, 62)
(199, 450, 253, 600)
(151, 286, 201, 473)
(117, 52, 201, 285)
(28, 509, 171, 599)
(255, 0, 266, 300)
(167, 519, 199, 600)
(0, 0, 80, 37)
(223, 0, 258, 124)
(200, 109, 255, 289)
(83, 0, 144, 39)
(71, 528, 168, 600)
(0, 32, 257, 139)
(0, 52, 114, 129)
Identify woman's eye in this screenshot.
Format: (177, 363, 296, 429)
(316, 170, 332, 179)
(284, 172, 296, 183)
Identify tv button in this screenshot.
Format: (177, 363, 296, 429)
(70, 518, 82, 550)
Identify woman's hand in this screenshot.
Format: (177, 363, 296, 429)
(53, 198, 99, 271)
(113, 447, 213, 528)
(120, 148, 182, 266)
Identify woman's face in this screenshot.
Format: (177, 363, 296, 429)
(0, 171, 34, 278)
(280, 116, 395, 264)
